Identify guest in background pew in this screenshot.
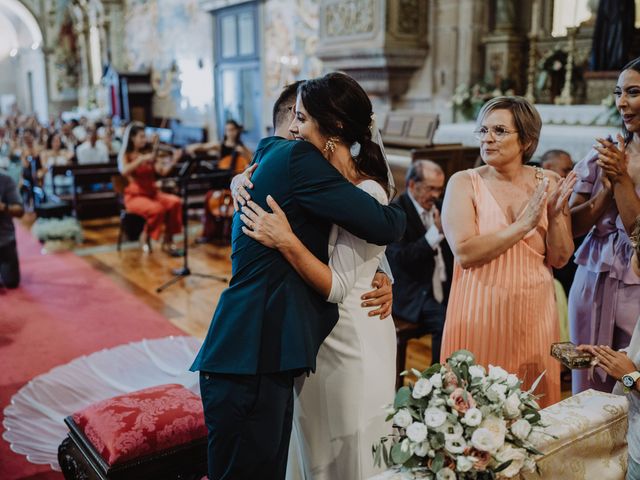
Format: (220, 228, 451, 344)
(41, 132, 74, 198)
(579, 215, 640, 480)
(101, 126, 121, 156)
(76, 125, 110, 165)
(118, 122, 183, 254)
(386, 160, 453, 364)
(186, 120, 253, 243)
(568, 58, 640, 395)
(59, 122, 78, 152)
(440, 96, 576, 408)
(540, 149, 582, 343)
(0, 171, 24, 288)
(541, 149, 574, 178)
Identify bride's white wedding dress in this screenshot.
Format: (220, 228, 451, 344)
(287, 180, 397, 480)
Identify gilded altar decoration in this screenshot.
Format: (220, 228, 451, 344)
(53, 10, 80, 93)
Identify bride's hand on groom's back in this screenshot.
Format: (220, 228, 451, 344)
(240, 195, 294, 250)
(361, 272, 393, 320)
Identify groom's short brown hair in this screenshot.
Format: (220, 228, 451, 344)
(272, 80, 304, 130)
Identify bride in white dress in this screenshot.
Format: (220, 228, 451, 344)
(240, 72, 397, 479)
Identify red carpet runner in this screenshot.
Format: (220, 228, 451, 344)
(0, 223, 184, 479)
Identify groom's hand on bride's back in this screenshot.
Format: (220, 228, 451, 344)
(361, 272, 393, 320)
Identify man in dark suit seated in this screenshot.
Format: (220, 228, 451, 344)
(387, 160, 453, 364)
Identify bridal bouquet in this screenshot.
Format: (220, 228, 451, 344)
(374, 350, 546, 479)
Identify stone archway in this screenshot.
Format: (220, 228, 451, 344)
(0, 0, 47, 118)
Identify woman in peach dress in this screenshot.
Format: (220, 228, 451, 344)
(440, 97, 576, 407)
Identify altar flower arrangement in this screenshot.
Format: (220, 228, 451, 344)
(451, 82, 515, 121)
(32, 217, 83, 252)
(374, 350, 546, 479)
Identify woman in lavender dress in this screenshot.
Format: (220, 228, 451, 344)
(568, 58, 640, 394)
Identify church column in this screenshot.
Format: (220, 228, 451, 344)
(100, 0, 125, 70)
(71, 4, 92, 109)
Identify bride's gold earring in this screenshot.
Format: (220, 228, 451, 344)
(323, 137, 339, 155)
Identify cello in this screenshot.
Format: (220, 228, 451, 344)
(204, 147, 250, 243)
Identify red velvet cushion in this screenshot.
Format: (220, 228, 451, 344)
(71, 384, 206, 466)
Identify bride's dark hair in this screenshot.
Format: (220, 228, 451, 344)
(298, 72, 392, 197)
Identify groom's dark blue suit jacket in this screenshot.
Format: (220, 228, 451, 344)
(191, 136, 406, 375)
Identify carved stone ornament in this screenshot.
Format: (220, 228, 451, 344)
(324, 0, 376, 38)
(317, 0, 427, 100)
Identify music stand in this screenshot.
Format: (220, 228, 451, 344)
(156, 156, 230, 293)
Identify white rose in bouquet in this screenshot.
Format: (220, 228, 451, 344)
(471, 428, 501, 453)
(488, 365, 509, 382)
(438, 421, 464, 441)
(506, 373, 519, 387)
(503, 392, 521, 418)
(511, 419, 532, 441)
(456, 455, 475, 473)
(496, 444, 528, 478)
(468, 365, 485, 379)
(471, 416, 506, 453)
(406, 422, 428, 443)
(445, 437, 467, 454)
(431, 372, 443, 388)
(424, 407, 447, 428)
(436, 467, 457, 480)
(486, 382, 508, 402)
(413, 442, 429, 457)
(462, 407, 483, 427)
(393, 409, 413, 428)
(412, 378, 433, 399)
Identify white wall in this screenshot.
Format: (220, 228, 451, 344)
(0, 57, 18, 108)
(14, 47, 48, 120)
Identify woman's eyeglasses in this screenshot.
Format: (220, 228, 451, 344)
(473, 126, 518, 141)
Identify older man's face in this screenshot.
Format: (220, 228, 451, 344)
(543, 153, 573, 178)
(409, 171, 445, 211)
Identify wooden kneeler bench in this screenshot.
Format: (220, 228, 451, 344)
(57, 384, 208, 480)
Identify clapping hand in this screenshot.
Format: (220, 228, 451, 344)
(547, 171, 577, 220)
(519, 177, 549, 232)
(240, 195, 293, 249)
(231, 164, 257, 211)
(595, 134, 629, 184)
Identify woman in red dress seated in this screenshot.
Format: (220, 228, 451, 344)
(118, 122, 183, 253)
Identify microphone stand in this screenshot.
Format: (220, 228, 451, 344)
(156, 155, 229, 293)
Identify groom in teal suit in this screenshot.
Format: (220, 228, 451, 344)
(191, 82, 406, 480)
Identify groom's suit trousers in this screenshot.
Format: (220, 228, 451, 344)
(199, 371, 295, 480)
